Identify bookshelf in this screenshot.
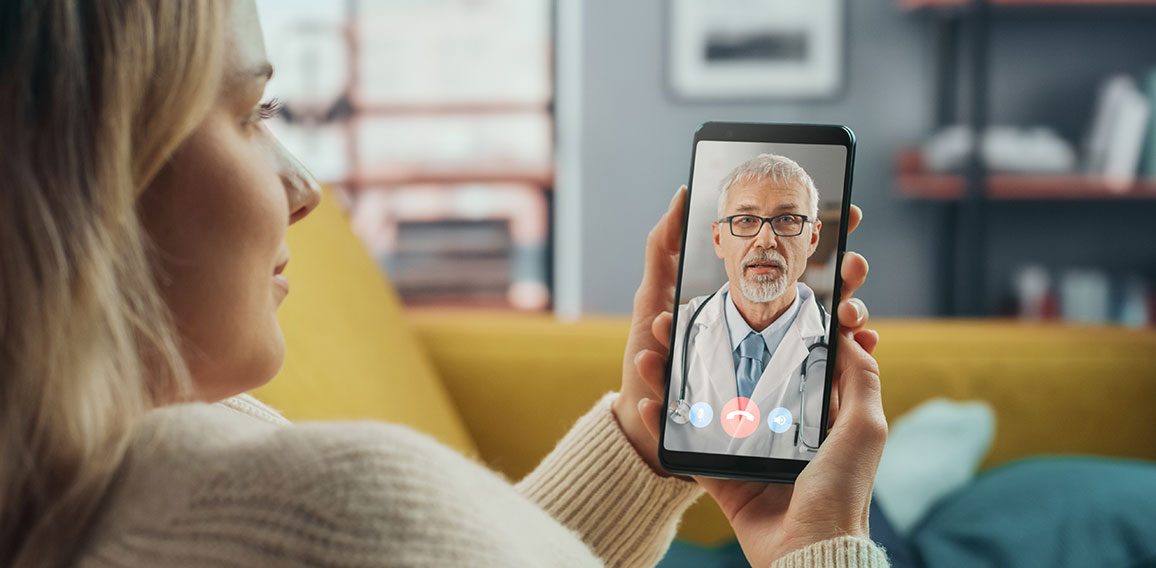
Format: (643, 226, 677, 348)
(897, 0, 1156, 318)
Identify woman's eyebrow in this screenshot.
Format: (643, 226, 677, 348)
(230, 62, 274, 87)
(249, 62, 274, 81)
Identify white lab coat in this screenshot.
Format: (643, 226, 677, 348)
(663, 282, 829, 459)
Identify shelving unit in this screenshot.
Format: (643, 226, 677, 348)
(898, 0, 1156, 316)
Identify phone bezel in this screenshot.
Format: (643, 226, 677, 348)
(657, 121, 857, 483)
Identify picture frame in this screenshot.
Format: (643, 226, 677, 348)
(667, 0, 844, 101)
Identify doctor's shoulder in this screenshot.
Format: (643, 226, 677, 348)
(76, 402, 572, 566)
(682, 291, 716, 315)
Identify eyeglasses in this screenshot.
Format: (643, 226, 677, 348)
(719, 214, 813, 238)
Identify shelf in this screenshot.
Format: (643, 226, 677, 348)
(895, 148, 1156, 200)
(902, 0, 1156, 9)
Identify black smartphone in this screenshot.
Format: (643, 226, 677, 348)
(658, 122, 856, 483)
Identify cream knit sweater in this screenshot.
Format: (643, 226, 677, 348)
(76, 392, 888, 567)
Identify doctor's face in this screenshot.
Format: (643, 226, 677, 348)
(712, 178, 821, 304)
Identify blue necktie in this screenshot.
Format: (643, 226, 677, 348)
(737, 332, 767, 400)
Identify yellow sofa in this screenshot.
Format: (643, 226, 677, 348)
(255, 192, 1156, 545)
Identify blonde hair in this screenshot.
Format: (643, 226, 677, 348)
(0, 0, 225, 564)
(717, 153, 821, 219)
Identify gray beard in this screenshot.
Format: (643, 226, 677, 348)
(740, 269, 789, 303)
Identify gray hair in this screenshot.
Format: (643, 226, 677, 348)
(716, 153, 820, 220)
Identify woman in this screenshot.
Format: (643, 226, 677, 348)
(0, 0, 889, 566)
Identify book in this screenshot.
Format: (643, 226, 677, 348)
(1084, 75, 1151, 192)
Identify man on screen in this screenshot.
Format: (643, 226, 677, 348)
(666, 153, 830, 459)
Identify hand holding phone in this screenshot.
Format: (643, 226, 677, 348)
(627, 192, 886, 566)
(659, 122, 861, 481)
(691, 266, 886, 566)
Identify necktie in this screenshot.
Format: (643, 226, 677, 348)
(737, 332, 767, 400)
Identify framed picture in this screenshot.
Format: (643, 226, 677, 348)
(668, 0, 844, 100)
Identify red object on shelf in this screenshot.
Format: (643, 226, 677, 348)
(895, 148, 1156, 200)
(901, 0, 1156, 10)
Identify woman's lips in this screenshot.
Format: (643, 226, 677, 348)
(273, 274, 290, 296)
(273, 258, 290, 297)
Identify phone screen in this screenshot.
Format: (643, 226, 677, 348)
(660, 123, 854, 481)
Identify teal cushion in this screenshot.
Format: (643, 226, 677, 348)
(657, 540, 748, 568)
(911, 457, 1156, 567)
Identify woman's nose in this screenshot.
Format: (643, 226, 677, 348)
(274, 139, 321, 225)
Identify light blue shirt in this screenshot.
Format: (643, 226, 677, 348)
(722, 287, 801, 395)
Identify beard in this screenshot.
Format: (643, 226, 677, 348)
(739, 249, 790, 303)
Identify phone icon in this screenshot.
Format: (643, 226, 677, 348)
(689, 402, 713, 428)
(721, 397, 760, 438)
(768, 407, 793, 434)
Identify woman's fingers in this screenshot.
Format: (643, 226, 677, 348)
(837, 297, 869, 332)
(827, 327, 877, 429)
(853, 328, 879, 355)
(827, 374, 841, 429)
(846, 204, 862, 235)
(652, 311, 673, 349)
(637, 186, 687, 306)
(637, 397, 663, 442)
(840, 252, 868, 300)
(634, 348, 667, 397)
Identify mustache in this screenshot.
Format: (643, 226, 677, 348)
(742, 250, 786, 269)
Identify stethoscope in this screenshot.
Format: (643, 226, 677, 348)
(668, 291, 828, 452)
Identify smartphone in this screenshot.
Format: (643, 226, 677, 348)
(658, 122, 856, 483)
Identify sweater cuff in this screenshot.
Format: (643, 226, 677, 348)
(770, 536, 891, 568)
(515, 392, 704, 567)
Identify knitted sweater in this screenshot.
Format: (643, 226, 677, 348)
(76, 392, 889, 567)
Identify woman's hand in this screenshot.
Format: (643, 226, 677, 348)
(610, 187, 693, 475)
(614, 186, 886, 565)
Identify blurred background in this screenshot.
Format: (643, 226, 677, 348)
(252, 2, 1156, 564)
(257, 0, 1151, 328)
(256, 0, 1156, 325)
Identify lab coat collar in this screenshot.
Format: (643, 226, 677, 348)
(690, 282, 731, 332)
(794, 283, 828, 340)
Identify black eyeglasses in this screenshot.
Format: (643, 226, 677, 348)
(719, 214, 813, 237)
